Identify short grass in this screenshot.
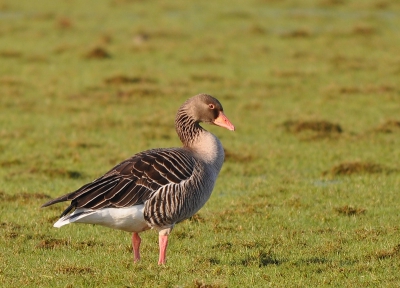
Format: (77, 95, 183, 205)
(1, 0, 400, 287)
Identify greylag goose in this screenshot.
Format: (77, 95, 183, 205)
(41, 94, 234, 265)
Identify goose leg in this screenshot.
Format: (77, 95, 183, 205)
(158, 235, 168, 265)
(132, 232, 141, 262)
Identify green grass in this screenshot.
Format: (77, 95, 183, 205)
(1, 0, 400, 287)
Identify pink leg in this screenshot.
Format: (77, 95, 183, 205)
(132, 232, 141, 262)
(158, 235, 168, 265)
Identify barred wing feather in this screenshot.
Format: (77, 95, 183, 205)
(41, 148, 195, 216)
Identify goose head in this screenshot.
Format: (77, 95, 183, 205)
(180, 94, 235, 131)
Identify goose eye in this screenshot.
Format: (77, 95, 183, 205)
(208, 104, 215, 109)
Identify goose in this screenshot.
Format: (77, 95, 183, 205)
(41, 94, 234, 265)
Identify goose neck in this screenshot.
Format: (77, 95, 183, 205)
(175, 108, 202, 147)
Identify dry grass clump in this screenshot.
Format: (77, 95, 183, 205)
(374, 1, 390, 9)
(84, 47, 111, 59)
(191, 74, 224, 82)
(374, 120, 400, 133)
(0, 159, 22, 167)
(116, 86, 162, 98)
(181, 55, 223, 64)
(132, 28, 186, 39)
(56, 17, 73, 29)
(281, 28, 312, 38)
(372, 244, 400, 260)
(335, 205, 366, 216)
(0, 191, 51, 202)
(224, 149, 255, 163)
(36, 238, 101, 250)
(329, 55, 375, 71)
(283, 120, 342, 134)
(104, 75, 156, 85)
(272, 69, 314, 78)
(0, 76, 23, 86)
(323, 161, 394, 177)
(220, 11, 252, 19)
(248, 24, 267, 34)
(352, 24, 377, 36)
(319, 0, 346, 5)
(193, 279, 226, 288)
(53, 43, 74, 54)
(0, 50, 22, 58)
(187, 213, 205, 223)
(283, 120, 342, 140)
(0, 221, 23, 239)
(56, 266, 94, 275)
(26, 168, 84, 179)
(323, 83, 394, 94)
(36, 238, 70, 249)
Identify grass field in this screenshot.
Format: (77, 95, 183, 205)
(1, 0, 400, 287)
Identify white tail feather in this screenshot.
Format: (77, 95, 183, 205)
(53, 209, 97, 228)
(53, 217, 70, 228)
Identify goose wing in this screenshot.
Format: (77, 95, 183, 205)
(42, 148, 195, 216)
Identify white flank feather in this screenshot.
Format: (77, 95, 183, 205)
(53, 205, 150, 233)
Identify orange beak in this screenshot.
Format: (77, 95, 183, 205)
(213, 111, 235, 131)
